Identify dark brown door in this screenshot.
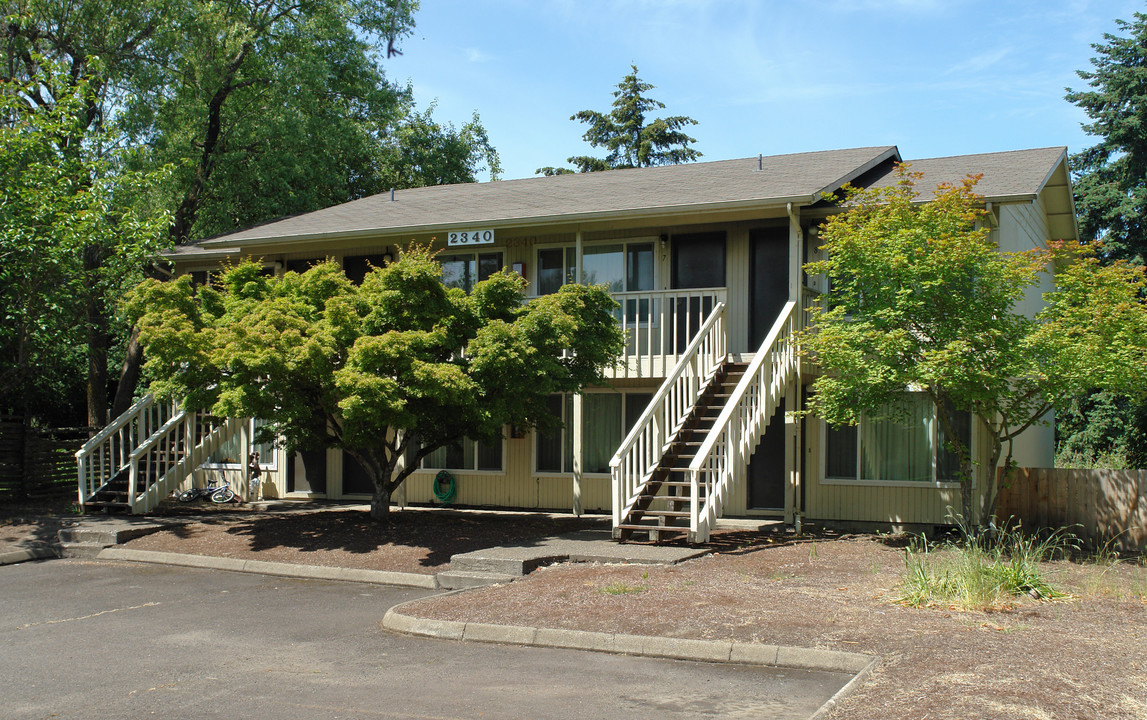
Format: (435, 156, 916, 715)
(671, 232, 725, 351)
(747, 227, 789, 510)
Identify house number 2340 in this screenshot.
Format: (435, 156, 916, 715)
(447, 230, 495, 246)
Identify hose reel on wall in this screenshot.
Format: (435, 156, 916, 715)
(433, 470, 456, 505)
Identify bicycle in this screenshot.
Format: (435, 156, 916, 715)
(177, 478, 238, 504)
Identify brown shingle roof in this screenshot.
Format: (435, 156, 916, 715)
(874, 147, 1068, 200)
(198, 146, 898, 247)
(186, 145, 1074, 253)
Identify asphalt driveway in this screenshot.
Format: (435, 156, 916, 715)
(2, 559, 850, 719)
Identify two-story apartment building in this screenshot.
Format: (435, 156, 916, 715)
(79, 145, 1077, 539)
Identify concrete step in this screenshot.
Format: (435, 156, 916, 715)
(435, 570, 519, 590)
(58, 524, 164, 546)
(59, 542, 107, 559)
(448, 552, 563, 576)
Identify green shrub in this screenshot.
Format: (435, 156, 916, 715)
(896, 523, 1075, 610)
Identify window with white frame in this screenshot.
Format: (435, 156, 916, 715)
(418, 436, 504, 472)
(535, 391, 654, 474)
(824, 394, 971, 483)
(536, 246, 578, 295)
(535, 240, 655, 297)
(439, 251, 504, 293)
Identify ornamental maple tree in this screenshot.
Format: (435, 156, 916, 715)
(801, 166, 1147, 527)
(127, 248, 624, 522)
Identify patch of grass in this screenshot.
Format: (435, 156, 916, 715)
(895, 524, 1075, 611)
(598, 581, 646, 595)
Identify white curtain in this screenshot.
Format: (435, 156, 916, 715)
(582, 394, 622, 474)
(860, 394, 933, 482)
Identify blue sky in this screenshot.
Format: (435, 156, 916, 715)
(387, 1, 1142, 181)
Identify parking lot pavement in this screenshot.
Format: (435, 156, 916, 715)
(3, 559, 852, 719)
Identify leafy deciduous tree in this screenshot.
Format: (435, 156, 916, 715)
(536, 64, 700, 176)
(127, 248, 625, 522)
(801, 167, 1147, 526)
(4, 1, 506, 429)
(0, 62, 170, 425)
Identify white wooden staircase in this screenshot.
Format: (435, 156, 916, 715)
(611, 301, 799, 543)
(76, 395, 244, 514)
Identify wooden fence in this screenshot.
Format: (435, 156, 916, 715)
(0, 417, 91, 502)
(996, 467, 1147, 553)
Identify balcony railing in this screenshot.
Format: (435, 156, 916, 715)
(609, 287, 727, 377)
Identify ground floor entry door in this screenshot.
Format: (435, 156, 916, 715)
(747, 227, 790, 510)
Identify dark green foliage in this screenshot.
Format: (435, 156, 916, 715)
(1066, 11, 1147, 265)
(0, 61, 170, 425)
(1057, 391, 1147, 468)
(539, 65, 700, 175)
(2, 1, 504, 428)
(1062, 9, 1147, 469)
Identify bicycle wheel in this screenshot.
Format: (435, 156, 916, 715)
(177, 489, 198, 503)
(211, 487, 236, 504)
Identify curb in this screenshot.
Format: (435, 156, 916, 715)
(97, 547, 439, 589)
(809, 655, 880, 720)
(0, 547, 57, 566)
(381, 601, 875, 675)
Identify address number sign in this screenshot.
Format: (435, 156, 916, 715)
(447, 229, 495, 246)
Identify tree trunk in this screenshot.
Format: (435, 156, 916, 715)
(84, 245, 110, 429)
(370, 483, 392, 523)
(110, 326, 144, 420)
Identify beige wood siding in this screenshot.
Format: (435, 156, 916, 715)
(726, 227, 750, 355)
(995, 201, 1055, 468)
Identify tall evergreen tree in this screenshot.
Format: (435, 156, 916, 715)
(537, 65, 700, 175)
(1066, 11, 1147, 265)
(1062, 10, 1147, 468)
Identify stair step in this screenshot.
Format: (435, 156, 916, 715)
(82, 501, 132, 513)
(59, 542, 105, 559)
(615, 524, 689, 536)
(638, 509, 691, 518)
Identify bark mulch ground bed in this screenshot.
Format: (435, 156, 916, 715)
(400, 530, 1147, 720)
(124, 504, 611, 574)
(5, 502, 1145, 719)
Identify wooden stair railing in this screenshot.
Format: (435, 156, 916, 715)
(77, 397, 244, 514)
(612, 301, 799, 543)
(610, 302, 728, 539)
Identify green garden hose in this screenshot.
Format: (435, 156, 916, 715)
(433, 470, 457, 505)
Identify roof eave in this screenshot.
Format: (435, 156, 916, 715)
(813, 146, 901, 197)
(193, 194, 817, 251)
